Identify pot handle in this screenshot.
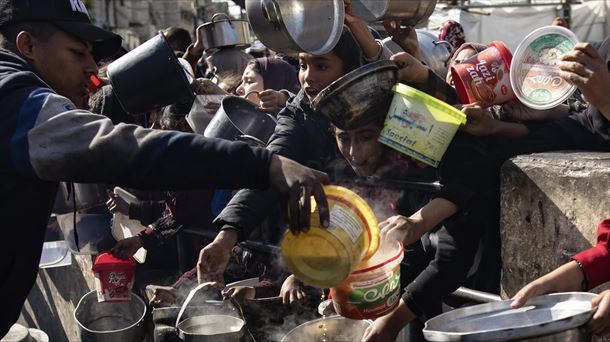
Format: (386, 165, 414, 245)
(211, 12, 232, 24)
(261, 0, 282, 29)
(175, 282, 222, 329)
(243, 90, 261, 99)
(433, 39, 453, 52)
(236, 134, 267, 147)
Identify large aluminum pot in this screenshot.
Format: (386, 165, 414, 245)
(198, 13, 251, 52)
(203, 93, 277, 146)
(351, 0, 437, 25)
(246, 0, 344, 55)
(424, 291, 596, 342)
(282, 316, 371, 342)
(311, 60, 398, 130)
(74, 290, 146, 342)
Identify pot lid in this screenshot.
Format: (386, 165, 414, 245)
(423, 292, 596, 342)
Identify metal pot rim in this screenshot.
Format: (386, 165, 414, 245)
(74, 290, 147, 334)
(311, 60, 398, 109)
(423, 292, 597, 341)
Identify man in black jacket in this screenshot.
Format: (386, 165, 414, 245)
(0, 0, 328, 336)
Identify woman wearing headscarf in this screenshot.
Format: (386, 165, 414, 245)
(236, 57, 301, 115)
(439, 20, 466, 54)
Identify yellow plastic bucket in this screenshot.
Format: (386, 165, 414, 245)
(378, 83, 467, 168)
(280, 185, 379, 288)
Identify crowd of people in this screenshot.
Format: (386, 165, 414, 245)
(0, 0, 609, 340)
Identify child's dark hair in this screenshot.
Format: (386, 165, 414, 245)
(331, 27, 363, 74)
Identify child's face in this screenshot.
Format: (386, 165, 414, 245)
(298, 53, 344, 102)
(335, 123, 385, 177)
(446, 47, 479, 85)
(236, 64, 265, 105)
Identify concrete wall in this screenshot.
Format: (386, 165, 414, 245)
(500, 151, 610, 297)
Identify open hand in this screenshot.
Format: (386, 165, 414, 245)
(558, 42, 610, 118)
(380, 215, 425, 246)
(280, 275, 307, 305)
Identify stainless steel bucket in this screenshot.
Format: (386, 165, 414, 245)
(74, 290, 146, 342)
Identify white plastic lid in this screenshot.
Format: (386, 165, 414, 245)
(510, 26, 579, 110)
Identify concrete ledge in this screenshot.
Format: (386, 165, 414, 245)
(500, 151, 610, 297)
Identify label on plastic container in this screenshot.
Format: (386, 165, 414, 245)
(513, 31, 576, 108)
(332, 262, 402, 319)
(94, 268, 134, 302)
(328, 204, 363, 243)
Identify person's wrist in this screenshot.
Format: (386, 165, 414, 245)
(216, 228, 238, 249)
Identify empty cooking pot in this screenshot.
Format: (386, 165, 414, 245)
(350, 0, 437, 25)
(107, 32, 195, 115)
(203, 91, 277, 146)
(74, 290, 146, 342)
(198, 13, 251, 52)
(246, 0, 345, 55)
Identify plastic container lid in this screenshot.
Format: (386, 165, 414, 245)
(510, 26, 579, 110)
(392, 83, 467, 125)
(92, 252, 136, 271)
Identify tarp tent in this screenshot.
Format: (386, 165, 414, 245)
(427, 0, 609, 51)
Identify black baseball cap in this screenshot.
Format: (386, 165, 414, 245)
(0, 0, 122, 58)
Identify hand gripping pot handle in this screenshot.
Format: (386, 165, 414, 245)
(261, 0, 282, 28)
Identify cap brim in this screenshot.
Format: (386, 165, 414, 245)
(54, 21, 122, 59)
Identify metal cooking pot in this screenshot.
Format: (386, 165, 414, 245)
(107, 32, 195, 115)
(175, 283, 245, 342)
(311, 59, 398, 130)
(203, 91, 277, 146)
(424, 291, 596, 341)
(52, 183, 109, 214)
(281, 316, 371, 342)
(350, 0, 437, 25)
(381, 30, 452, 78)
(246, 0, 345, 55)
(74, 290, 146, 342)
(416, 30, 452, 78)
(198, 13, 251, 52)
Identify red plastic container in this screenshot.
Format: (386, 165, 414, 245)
(451, 41, 515, 108)
(92, 253, 136, 302)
